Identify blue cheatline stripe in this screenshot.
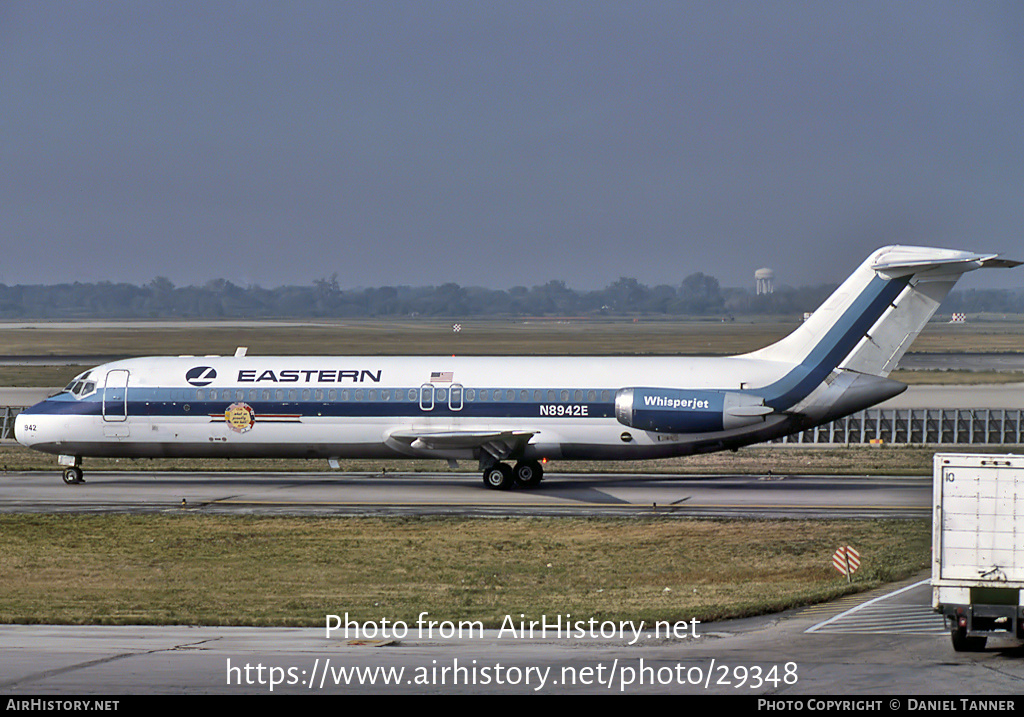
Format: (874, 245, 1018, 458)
(20, 397, 617, 420)
(761, 274, 909, 410)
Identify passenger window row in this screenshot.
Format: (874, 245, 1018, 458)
(190, 388, 613, 403)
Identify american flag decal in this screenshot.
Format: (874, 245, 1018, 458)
(430, 371, 453, 382)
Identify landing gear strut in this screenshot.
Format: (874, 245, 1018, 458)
(481, 460, 544, 490)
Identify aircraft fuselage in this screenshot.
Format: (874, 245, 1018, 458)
(14, 245, 1019, 488)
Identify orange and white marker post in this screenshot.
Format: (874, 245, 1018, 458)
(832, 546, 861, 584)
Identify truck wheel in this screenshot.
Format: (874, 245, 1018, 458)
(951, 628, 987, 652)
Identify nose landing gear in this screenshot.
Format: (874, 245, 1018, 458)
(62, 466, 84, 484)
(59, 455, 84, 484)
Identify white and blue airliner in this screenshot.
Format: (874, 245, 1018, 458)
(14, 245, 1018, 489)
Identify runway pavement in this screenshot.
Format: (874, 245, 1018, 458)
(1, 577, 1021, 695)
(0, 470, 932, 519)
(877, 383, 1024, 409)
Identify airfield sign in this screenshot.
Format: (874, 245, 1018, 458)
(832, 546, 861, 582)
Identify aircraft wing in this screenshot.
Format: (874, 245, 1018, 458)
(387, 429, 536, 460)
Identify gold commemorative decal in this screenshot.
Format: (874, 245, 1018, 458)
(224, 402, 255, 433)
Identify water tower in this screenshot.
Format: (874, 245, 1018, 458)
(755, 268, 775, 295)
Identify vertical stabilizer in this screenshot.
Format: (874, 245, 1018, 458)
(744, 246, 1019, 382)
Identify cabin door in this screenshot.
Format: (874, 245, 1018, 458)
(102, 370, 130, 435)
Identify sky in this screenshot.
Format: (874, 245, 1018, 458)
(3, 1, 1023, 291)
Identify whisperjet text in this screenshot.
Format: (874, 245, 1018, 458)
(642, 394, 712, 410)
(237, 369, 382, 383)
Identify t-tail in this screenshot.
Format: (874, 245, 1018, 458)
(743, 245, 1020, 426)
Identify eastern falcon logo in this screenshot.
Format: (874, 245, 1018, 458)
(185, 366, 217, 387)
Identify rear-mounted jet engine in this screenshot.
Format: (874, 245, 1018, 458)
(614, 387, 773, 433)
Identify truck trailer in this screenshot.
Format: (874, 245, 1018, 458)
(932, 453, 1024, 651)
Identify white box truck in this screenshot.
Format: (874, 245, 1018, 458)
(932, 453, 1024, 651)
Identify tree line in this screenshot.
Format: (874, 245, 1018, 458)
(0, 274, 1020, 319)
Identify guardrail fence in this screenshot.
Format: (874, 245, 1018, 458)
(771, 408, 1024, 445)
(1, 407, 20, 440)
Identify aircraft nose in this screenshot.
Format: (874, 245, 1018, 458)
(13, 410, 39, 447)
(14, 412, 28, 445)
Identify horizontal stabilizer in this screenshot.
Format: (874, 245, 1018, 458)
(979, 257, 1024, 269)
(871, 246, 1021, 278)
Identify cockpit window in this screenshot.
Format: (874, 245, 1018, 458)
(63, 376, 98, 398)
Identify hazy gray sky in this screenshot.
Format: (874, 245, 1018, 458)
(3, 1, 1022, 290)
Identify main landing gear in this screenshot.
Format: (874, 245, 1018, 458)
(482, 460, 544, 490)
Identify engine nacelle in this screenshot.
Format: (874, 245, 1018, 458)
(614, 387, 773, 434)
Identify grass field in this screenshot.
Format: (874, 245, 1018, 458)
(0, 514, 929, 627)
(1, 317, 1022, 388)
(2, 316, 1022, 358)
